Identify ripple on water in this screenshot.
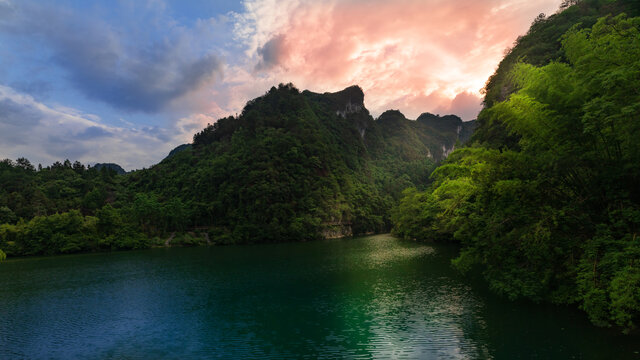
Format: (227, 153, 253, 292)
(1, 236, 638, 359)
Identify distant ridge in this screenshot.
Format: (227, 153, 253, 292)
(164, 144, 192, 162)
(93, 163, 126, 174)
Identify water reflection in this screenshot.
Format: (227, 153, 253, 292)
(0, 234, 638, 359)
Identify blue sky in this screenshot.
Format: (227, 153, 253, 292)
(0, 0, 560, 170)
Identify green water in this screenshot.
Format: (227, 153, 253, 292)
(0, 234, 638, 359)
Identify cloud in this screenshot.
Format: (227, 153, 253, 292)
(0, 1, 223, 113)
(0, 85, 191, 170)
(9, 80, 53, 100)
(74, 126, 114, 140)
(0, 97, 41, 128)
(256, 35, 287, 70)
(432, 91, 484, 120)
(0, 0, 14, 21)
(233, 0, 560, 119)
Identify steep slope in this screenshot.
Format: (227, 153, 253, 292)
(127, 84, 473, 243)
(164, 144, 192, 161)
(393, 1, 640, 331)
(376, 111, 476, 161)
(0, 83, 473, 256)
(476, 0, 640, 146)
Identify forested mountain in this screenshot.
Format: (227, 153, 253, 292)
(0, 84, 472, 257)
(93, 163, 126, 175)
(127, 84, 474, 242)
(393, 0, 640, 331)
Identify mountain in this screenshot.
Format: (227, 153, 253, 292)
(417, 113, 475, 142)
(376, 111, 476, 161)
(0, 83, 472, 258)
(127, 83, 473, 242)
(93, 163, 126, 175)
(163, 144, 192, 162)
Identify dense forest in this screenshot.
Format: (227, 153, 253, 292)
(393, 0, 640, 331)
(0, 85, 473, 257)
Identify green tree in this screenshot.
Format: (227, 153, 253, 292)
(393, 14, 640, 331)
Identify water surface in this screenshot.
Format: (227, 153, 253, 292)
(0, 234, 638, 359)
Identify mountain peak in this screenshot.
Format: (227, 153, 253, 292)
(331, 85, 364, 105)
(304, 85, 366, 118)
(93, 163, 126, 174)
(377, 110, 407, 122)
(417, 112, 463, 125)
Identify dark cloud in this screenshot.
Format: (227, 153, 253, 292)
(0, 97, 42, 146)
(10, 80, 53, 99)
(74, 126, 114, 140)
(180, 121, 205, 134)
(256, 35, 286, 71)
(0, 1, 223, 113)
(46, 134, 91, 160)
(140, 126, 173, 143)
(0, 98, 42, 126)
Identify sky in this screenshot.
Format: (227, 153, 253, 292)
(0, 0, 561, 170)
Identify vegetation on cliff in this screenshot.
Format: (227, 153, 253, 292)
(393, 7, 640, 331)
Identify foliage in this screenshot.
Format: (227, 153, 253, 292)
(0, 83, 471, 255)
(0, 159, 155, 256)
(476, 0, 640, 148)
(393, 13, 640, 331)
(125, 83, 465, 243)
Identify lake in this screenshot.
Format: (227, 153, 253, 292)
(0, 234, 638, 359)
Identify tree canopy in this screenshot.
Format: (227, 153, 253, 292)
(393, 13, 640, 331)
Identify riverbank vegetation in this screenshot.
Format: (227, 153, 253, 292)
(393, 8, 640, 331)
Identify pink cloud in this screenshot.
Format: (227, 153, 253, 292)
(232, 0, 560, 120)
(435, 91, 484, 121)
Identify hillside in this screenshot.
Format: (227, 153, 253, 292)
(476, 0, 640, 146)
(393, 0, 640, 331)
(127, 84, 474, 242)
(93, 163, 126, 175)
(0, 83, 473, 256)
